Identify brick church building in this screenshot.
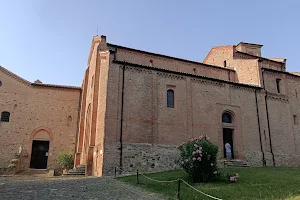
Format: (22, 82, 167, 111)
(1, 35, 300, 176)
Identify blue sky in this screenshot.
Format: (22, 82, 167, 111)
(1, 0, 299, 86)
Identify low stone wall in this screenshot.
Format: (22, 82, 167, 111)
(102, 142, 179, 176)
(244, 150, 264, 167)
(274, 154, 300, 167)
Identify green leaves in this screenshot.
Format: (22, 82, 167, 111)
(56, 152, 74, 170)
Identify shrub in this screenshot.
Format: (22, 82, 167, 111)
(176, 135, 219, 182)
(56, 152, 74, 170)
(8, 163, 16, 169)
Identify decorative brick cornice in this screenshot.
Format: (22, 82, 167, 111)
(229, 85, 256, 92)
(157, 72, 185, 80)
(113, 61, 262, 89)
(263, 68, 300, 81)
(125, 66, 152, 74)
(263, 70, 284, 78)
(191, 78, 225, 87)
(266, 94, 289, 103)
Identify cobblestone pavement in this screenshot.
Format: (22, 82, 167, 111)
(0, 176, 166, 200)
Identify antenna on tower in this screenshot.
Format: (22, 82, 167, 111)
(97, 26, 99, 36)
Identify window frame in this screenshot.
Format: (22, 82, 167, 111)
(1, 111, 10, 122)
(167, 89, 175, 108)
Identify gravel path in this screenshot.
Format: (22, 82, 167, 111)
(0, 176, 166, 200)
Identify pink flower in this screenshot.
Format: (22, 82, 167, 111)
(206, 135, 210, 141)
(190, 138, 194, 141)
(199, 135, 203, 140)
(230, 176, 235, 181)
(192, 151, 196, 155)
(192, 157, 196, 161)
(197, 157, 201, 161)
(210, 163, 214, 166)
(194, 143, 198, 147)
(185, 159, 188, 162)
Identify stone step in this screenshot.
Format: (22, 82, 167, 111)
(223, 160, 249, 167)
(64, 172, 85, 175)
(65, 164, 86, 176)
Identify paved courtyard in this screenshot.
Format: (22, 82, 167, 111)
(0, 176, 165, 200)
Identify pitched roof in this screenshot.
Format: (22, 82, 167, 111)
(0, 65, 81, 90)
(234, 51, 285, 65)
(107, 43, 235, 72)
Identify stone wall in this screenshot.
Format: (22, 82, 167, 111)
(102, 142, 179, 176)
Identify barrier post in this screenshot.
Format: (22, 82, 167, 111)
(177, 179, 181, 200)
(136, 169, 139, 184)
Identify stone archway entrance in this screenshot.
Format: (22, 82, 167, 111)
(30, 140, 49, 169)
(29, 127, 54, 169)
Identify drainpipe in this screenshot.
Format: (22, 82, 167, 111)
(255, 89, 266, 167)
(119, 65, 125, 171)
(261, 65, 275, 166)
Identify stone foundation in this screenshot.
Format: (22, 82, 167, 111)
(274, 154, 300, 167)
(102, 142, 179, 176)
(244, 150, 264, 167)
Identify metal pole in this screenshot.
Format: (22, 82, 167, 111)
(177, 179, 181, 200)
(136, 169, 139, 184)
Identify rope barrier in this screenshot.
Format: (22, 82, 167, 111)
(139, 172, 179, 183)
(180, 179, 222, 200)
(114, 167, 223, 200)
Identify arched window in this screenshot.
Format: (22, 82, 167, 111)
(222, 113, 232, 123)
(223, 60, 227, 67)
(1, 111, 10, 122)
(167, 89, 174, 108)
(276, 79, 281, 93)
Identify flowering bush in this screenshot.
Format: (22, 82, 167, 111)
(227, 172, 239, 183)
(176, 135, 219, 182)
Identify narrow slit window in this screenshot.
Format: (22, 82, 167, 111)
(1, 111, 10, 122)
(224, 60, 227, 67)
(294, 115, 298, 125)
(276, 79, 281, 93)
(167, 89, 174, 108)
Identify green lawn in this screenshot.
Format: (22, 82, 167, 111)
(119, 167, 300, 200)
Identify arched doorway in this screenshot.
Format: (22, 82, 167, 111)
(29, 127, 54, 169)
(222, 112, 235, 159)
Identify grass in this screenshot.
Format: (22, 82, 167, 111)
(119, 167, 300, 200)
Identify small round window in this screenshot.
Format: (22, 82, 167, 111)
(0, 81, 2, 87)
